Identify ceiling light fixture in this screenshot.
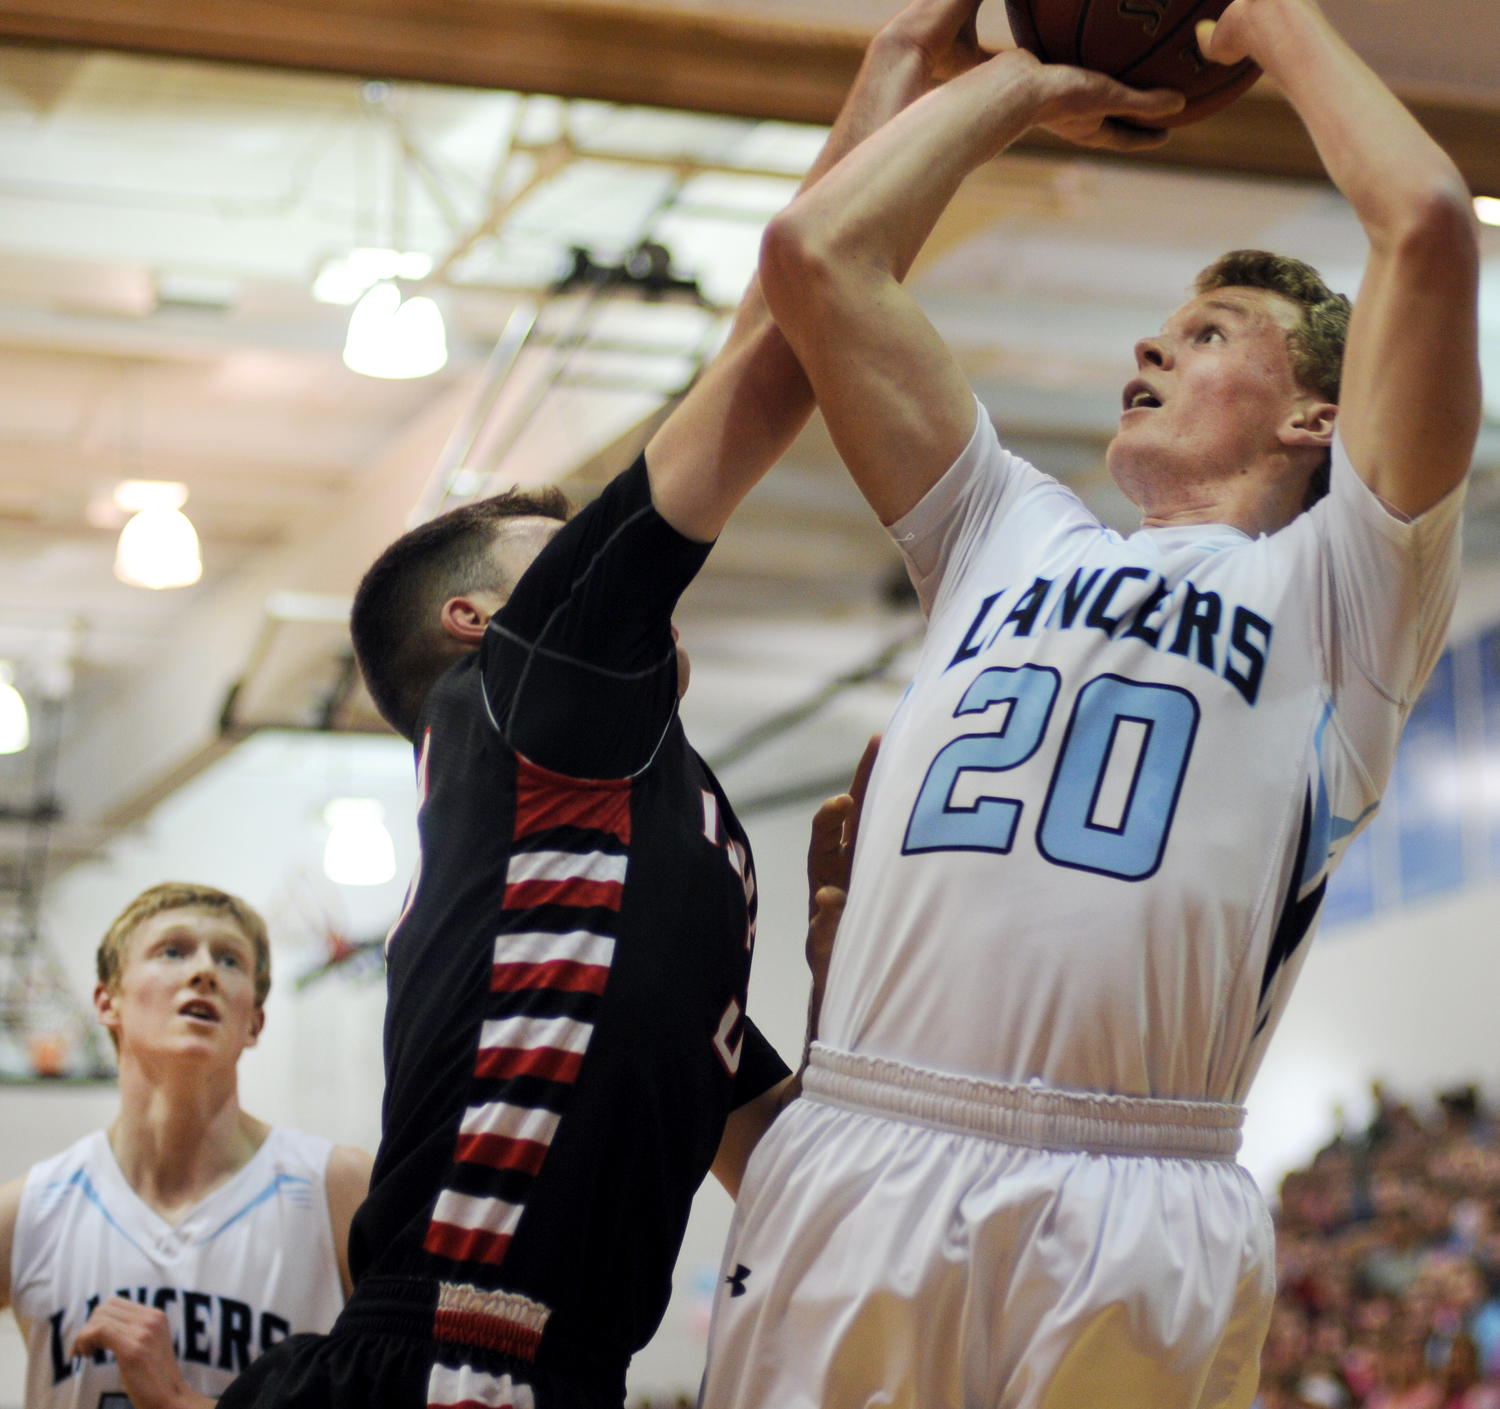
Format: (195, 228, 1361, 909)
(323, 798, 397, 886)
(0, 664, 29, 755)
(342, 282, 448, 379)
(313, 248, 435, 305)
(112, 480, 203, 590)
(1476, 197, 1500, 228)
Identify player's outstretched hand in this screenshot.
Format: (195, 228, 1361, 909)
(1022, 55, 1186, 150)
(73, 1297, 215, 1409)
(805, 734, 880, 1044)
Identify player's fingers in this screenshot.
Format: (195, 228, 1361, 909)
(806, 887, 847, 968)
(1101, 83, 1185, 120)
(71, 1311, 115, 1357)
(1195, 17, 1247, 64)
(811, 884, 846, 919)
(808, 795, 854, 912)
(808, 796, 850, 856)
(809, 795, 852, 851)
(845, 734, 882, 854)
(1091, 119, 1174, 151)
(849, 735, 881, 809)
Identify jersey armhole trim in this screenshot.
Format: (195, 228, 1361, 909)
(477, 652, 683, 785)
(498, 501, 659, 740)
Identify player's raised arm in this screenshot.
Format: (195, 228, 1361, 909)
(757, 30, 1182, 525)
(1201, 0, 1481, 519)
(647, 0, 1055, 541)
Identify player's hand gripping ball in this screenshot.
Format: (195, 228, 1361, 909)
(1005, 0, 1260, 125)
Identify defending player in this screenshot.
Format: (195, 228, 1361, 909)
(0, 882, 373, 1409)
(209, 13, 914, 1408)
(702, 0, 1482, 1404)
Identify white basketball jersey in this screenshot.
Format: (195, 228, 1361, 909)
(822, 402, 1462, 1104)
(10, 1127, 345, 1409)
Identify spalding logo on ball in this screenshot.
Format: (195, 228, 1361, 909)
(1006, 0, 1260, 126)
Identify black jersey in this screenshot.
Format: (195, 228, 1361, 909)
(346, 456, 788, 1405)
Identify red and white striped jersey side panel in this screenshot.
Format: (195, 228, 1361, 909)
(423, 754, 630, 1365)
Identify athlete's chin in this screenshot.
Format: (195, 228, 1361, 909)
(1104, 437, 1152, 507)
(131, 1030, 237, 1064)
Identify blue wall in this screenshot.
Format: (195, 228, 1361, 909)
(1324, 629, 1496, 927)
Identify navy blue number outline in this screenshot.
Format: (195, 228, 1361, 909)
(900, 664, 1062, 856)
(1035, 673, 1200, 881)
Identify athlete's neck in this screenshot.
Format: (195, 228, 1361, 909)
(109, 1057, 270, 1226)
(1114, 447, 1313, 540)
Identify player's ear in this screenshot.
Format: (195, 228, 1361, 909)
(439, 595, 494, 645)
(245, 1005, 266, 1047)
(93, 982, 121, 1037)
(1279, 400, 1337, 450)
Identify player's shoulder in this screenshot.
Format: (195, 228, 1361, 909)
(970, 462, 1109, 563)
(11, 1130, 109, 1231)
(324, 1143, 373, 1189)
(22, 1129, 105, 1191)
(193, 1128, 336, 1235)
(258, 1125, 337, 1181)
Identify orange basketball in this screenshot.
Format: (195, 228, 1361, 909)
(1005, 0, 1260, 127)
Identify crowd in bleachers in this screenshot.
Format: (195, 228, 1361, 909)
(1260, 1085, 1500, 1409)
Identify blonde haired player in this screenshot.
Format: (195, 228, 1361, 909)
(701, 0, 1482, 1404)
(0, 883, 373, 1408)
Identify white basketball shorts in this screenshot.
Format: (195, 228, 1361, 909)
(701, 1045, 1275, 1409)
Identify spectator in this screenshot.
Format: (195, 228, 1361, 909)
(1441, 1336, 1500, 1409)
(1263, 1086, 1500, 1406)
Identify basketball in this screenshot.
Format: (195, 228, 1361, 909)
(1004, 0, 1261, 126)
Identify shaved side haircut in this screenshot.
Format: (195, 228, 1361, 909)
(351, 488, 572, 740)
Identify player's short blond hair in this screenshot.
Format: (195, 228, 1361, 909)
(1195, 250, 1352, 510)
(96, 882, 271, 1006)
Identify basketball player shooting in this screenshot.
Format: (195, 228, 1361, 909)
(700, 0, 1482, 1405)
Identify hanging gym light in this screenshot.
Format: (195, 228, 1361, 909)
(342, 282, 448, 380)
(323, 799, 398, 886)
(112, 480, 202, 590)
(0, 663, 29, 755)
(313, 248, 434, 305)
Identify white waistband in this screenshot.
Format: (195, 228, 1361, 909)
(803, 1044, 1244, 1161)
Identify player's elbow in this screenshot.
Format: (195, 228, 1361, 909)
(1384, 175, 1480, 278)
(760, 210, 840, 330)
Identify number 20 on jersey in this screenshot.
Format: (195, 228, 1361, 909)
(902, 665, 1200, 882)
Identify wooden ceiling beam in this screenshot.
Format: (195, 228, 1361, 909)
(0, 0, 1495, 195)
